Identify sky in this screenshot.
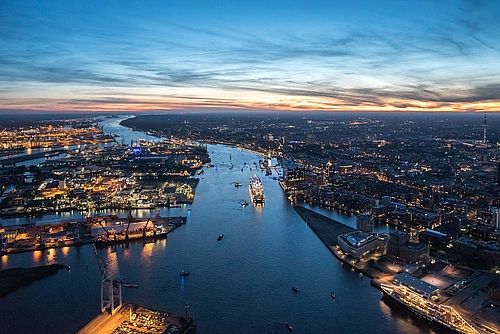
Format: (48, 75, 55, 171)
(1, 0, 500, 113)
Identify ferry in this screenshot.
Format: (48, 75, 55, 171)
(249, 175, 265, 204)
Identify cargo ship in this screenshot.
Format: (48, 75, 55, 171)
(249, 175, 265, 204)
(380, 284, 478, 334)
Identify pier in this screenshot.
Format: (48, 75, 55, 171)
(77, 304, 196, 334)
(294, 206, 387, 278)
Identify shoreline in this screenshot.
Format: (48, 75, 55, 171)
(0, 202, 192, 220)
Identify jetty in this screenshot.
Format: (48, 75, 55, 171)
(294, 206, 386, 278)
(77, 304, 196, 334)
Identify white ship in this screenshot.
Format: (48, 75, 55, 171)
(249, 175, 265, 204)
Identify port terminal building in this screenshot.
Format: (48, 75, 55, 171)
(393, 273, 439, 299)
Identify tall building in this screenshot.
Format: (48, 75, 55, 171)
(323, 160, 334, 185)
(483, 112, 487, 144)
(493, 208, 500, 231)
(497, 163, 500, 186)
(356, 213, 374, 233)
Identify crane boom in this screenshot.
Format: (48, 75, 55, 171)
(92, 243, 107, 276)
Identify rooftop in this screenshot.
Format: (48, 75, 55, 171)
(394, 273, 439, 297)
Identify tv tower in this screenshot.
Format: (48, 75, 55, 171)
(483, 112, 487, 144)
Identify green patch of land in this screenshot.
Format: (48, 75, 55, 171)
(0, 264, 68, 298)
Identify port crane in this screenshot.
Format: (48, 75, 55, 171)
(96, 218, 111, 240)
(142, 217, 153, 238)
(92, 244, 137, 315)
(125, 210, 133, 240)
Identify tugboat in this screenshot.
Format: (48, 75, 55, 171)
(284, 323, 293, 332)
(217, 234, 224, 241)
(180, 270, 190, 276)
(291, 287, 300, 293)
(330, 291, 336, 299)
(240, 200, 249, 207)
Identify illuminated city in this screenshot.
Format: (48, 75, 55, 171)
(1, 1, 500, 334)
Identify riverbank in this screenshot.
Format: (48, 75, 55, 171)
(294, 205, 387, 278)
(0, 263, 69, 298)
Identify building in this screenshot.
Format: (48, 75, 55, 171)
(387, 231, 429, 264)
(338, 165, 354, 175)
(356, 213, 374, 233)
(283, 160, 304, 181)
(393, 273, 439, 299)
(323, 160, 334, 185)
(419, 229, 450, 249)
(408, 207, 441, 228)
(493, 208, 500, 231)
(488, 282, 500, 301)
(337, 231, 388, 259)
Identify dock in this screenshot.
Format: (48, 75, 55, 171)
(77, 304, 196, 334)
(1, 215, 187, 255)
(294, 206, 386, 278)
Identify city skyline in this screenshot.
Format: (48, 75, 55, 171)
(2, 0, 500, 113)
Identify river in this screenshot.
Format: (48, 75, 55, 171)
(0, 115, 436, 334)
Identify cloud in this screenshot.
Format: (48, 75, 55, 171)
(1, 1, 500, 112)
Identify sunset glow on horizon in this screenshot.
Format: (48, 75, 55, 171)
(1, 0, 500, 113)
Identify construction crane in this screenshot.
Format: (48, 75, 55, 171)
(92, 244, 137, 315)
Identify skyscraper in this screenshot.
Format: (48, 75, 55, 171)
(483, 113, 487, 144)
(493, 208, 500, 231)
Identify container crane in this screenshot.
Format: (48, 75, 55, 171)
(92, 244, 137, 315)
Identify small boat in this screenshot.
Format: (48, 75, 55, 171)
(285, 323, 293, 332)
(240, 200, 248, 206)
(180, 270, 190, 276)
(330, 291, 336, 299)
(291, 287, 300, 293)
(217, 234, 224, 241)
(234, 182, 242, 187)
